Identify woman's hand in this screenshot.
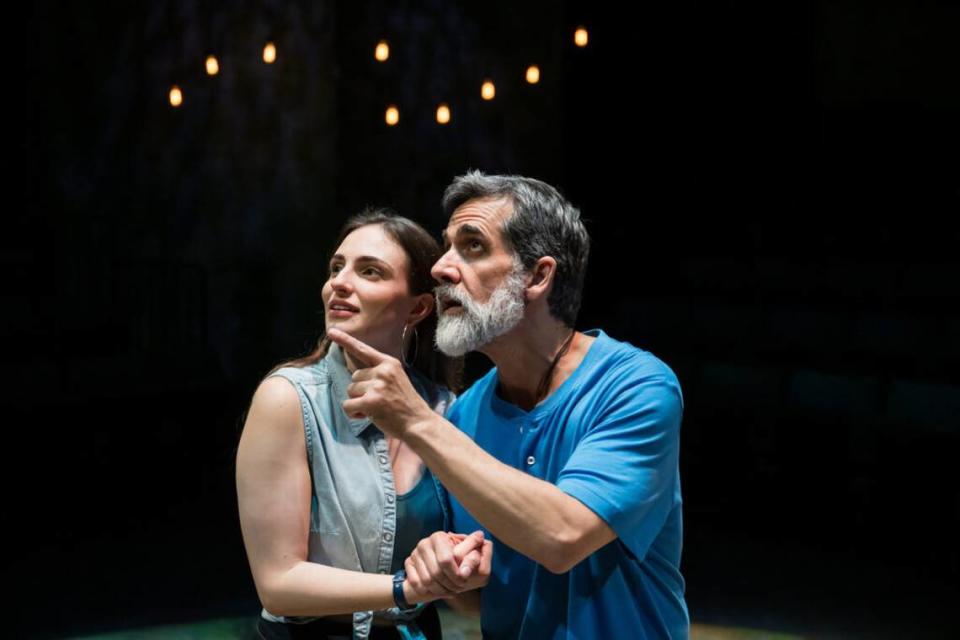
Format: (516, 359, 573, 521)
(403, 531, 493, 602)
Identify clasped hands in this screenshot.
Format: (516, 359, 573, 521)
(403, 530, 493, 602)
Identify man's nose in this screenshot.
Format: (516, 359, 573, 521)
(431, 249, 461, 285)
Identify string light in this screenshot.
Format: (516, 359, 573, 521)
(205, 55, 219, 76)
(436, 103, 451, 125)
(574, 28, 589, 47)
(525, 65, 540, 84)
(386, 105, 399, 126)
(375, 40, 390, 62)
(169, 85, 183, 107)
(164, 27, 600, 117)
(263, 42, 277, 64)
(481, 80, 496, 101)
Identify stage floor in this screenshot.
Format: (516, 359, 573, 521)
(69, 612, 807, 640)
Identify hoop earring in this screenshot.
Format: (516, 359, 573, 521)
(401, 325, 419, 367)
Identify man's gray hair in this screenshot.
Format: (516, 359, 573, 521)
(442, 170, 590, 327)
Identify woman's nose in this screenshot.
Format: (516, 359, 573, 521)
(329, 269, 354, 293)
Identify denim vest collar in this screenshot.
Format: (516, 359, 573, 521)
(326, 342, 374, 437)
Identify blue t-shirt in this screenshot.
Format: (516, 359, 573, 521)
(447, 329, 688, 639)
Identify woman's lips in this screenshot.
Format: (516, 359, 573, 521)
(328, 301, 359, 318)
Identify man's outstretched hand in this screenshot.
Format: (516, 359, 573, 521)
(327, 328, 436, 437)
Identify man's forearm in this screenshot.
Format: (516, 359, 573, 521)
(405, 414, 596, 573)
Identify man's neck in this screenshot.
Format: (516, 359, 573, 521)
(482, 317, 595, 411)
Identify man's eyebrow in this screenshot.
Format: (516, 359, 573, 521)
(442, 224, 487, 245)
(457, 223, 486, 238)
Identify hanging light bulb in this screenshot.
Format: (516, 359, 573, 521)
(574, 27, 589, 47)
(385, 105, 399, 126)
(263, 42, 277, 64)
(481, 80, 496, 101)
(169, 85, 183, 107)
(525, 65, 540, 84)
(205, 55, 219, 76)
(436, 103, 451, 125)
(375, 40, 390, 62)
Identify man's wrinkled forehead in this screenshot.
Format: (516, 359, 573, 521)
(441, 196, 513, 247)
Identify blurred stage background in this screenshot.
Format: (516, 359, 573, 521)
(14, 1, 959, 638)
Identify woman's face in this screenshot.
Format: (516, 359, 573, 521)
(322, 224, 430, 359)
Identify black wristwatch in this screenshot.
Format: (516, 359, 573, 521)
(392, 569, 416, 611)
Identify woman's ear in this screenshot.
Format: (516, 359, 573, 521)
(526, 256, 557, 302)
(407, 292, 435, 326)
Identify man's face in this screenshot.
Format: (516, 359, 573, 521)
(431, 197, 528, 356)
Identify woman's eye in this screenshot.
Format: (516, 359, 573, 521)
(362, 267, 381, 277)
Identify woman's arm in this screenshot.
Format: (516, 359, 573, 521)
(236, 376, 439, 616)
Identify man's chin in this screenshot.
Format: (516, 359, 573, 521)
(435, 331, 479, 357)
(434, 334, 475, 357)
(435, 301, 524, 357)
(437, 345, 469, 357)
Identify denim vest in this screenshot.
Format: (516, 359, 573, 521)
(260, 343, 454, 639)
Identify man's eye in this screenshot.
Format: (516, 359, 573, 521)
(468, 240, 483, 252)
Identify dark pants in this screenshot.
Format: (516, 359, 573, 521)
(256, 604, 443, 640)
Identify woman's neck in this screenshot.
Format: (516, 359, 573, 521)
(341, 339, 404, 373)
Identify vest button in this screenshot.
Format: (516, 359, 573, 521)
(526, 455, 536, 466)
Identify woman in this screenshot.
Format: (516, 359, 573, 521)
(237, 209, 486, 640)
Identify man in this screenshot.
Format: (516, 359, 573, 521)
(328, 171, 688, 639)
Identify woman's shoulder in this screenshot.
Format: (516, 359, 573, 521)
(266, 361, 332, 388)
(249, 375, 302, 417)
(240, 376, 305, 451)
(249, 362, 330, 423)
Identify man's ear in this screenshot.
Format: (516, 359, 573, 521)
(526, 256, 557, 302)
(407, 292, 435, 325)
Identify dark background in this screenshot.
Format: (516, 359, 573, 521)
(14, 1, 959, 638)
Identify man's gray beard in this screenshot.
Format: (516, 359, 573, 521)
(434, 269, 527, 357)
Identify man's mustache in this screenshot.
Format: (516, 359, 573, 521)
(434, 284, 473, 312)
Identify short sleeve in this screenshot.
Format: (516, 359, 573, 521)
(556, 372, 683, 561)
